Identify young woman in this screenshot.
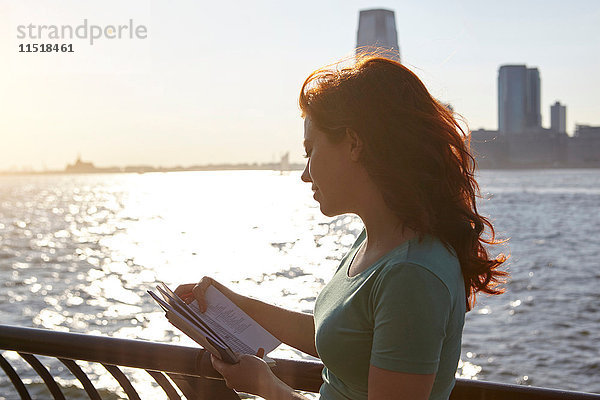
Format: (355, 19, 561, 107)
(175, 55, 507, 400)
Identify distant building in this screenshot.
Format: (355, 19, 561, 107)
(64, 156, 123, 173)
(498, 65, 541, 134)
(574, 124, 600, 139)
(550, 101, 567, 133)
(471, 125, 600, 168)
(280, 152, 290, 173)
(470, 129, 507, 168)
(356, 9, 400, 62)
(65, 156, 97, 173)
(525, 68, 541, 129)
(506, 130, 566, 167)
(568, 125, 600, 166)
(471, 128, 572, 168)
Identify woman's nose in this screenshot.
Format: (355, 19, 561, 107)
(301, 162, 311, 183)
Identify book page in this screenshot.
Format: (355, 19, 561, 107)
(153, 286, 228, 348)
(149, 287, 242, 363)
(189, 286, 281, 355)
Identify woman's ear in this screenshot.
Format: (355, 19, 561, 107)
(346, 127, 363, 162)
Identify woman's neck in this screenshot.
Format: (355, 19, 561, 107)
(347, 166, 416, 257)
(354, 192, 416, 258)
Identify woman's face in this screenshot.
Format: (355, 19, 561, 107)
(301, 118, 356, 217)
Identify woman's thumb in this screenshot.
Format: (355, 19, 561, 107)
(256, 348, 265, 358)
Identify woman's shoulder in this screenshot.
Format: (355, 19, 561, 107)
(377, 235, 463, 299)
(406, 234, 460, 271)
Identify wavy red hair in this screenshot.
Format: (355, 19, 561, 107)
(299, 55, 508, 310)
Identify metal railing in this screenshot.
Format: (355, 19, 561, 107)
(1, 324, 598, 399)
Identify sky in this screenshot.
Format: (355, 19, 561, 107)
(0, 0, 599, 170)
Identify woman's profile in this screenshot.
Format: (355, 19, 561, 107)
(175, 54, 507, 400)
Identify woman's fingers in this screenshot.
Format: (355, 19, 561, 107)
(210, 355, 234, 388)
(256, 348, 265, 358)
(174, 277, 219, 308)
(174, 283, 195, 296)
(174, 283, 196, 303)
(210, 354, 226, 371)
(210, 352, 273, 395)
(192, 277, 214, 312)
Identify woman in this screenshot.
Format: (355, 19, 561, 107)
(175, 55, 507, 399)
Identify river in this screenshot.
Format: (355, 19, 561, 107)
(1, 169, 599, 398)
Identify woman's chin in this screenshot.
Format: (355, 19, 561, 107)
(318, 203, 331, 217)
(321, 210, 335, 217)
(319, 203, 342, 218)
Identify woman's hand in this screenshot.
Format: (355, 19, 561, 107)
(175, 279, 309, 399)
(174, 276, 224, 311)
(210, 348, 278, 397)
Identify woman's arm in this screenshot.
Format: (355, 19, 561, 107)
(175, 278, 318, 357)
(233, 294, 317, 357)
(210, 353, 310, 399)
(210, 355, 435, 399)
(368, 366, 435, 400)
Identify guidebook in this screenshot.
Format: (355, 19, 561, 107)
(148, 282, 280, 365)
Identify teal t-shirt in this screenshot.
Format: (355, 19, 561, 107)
(313, 229, 466, 400)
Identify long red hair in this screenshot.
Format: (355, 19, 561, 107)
(299, 55, 508, 310)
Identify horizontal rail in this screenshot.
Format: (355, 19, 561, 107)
(450, 379, 600, 400)
(0, 324, 203, 377)
(0, 324, 322, 392)
(1, 324, 599, 399)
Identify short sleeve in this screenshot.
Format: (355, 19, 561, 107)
(370, 263, 451, 374)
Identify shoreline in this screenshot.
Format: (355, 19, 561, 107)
(2, 165, 600, 177)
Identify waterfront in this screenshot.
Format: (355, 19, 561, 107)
(1, 169, 599, 398)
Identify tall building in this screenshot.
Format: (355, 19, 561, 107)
(498, 65, 541, 134)
(356, 9, 400, 62)
(526, 68, 541, 128)
(550, 101, 567, 133)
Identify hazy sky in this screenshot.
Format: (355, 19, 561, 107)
(1, 0, 599, 170)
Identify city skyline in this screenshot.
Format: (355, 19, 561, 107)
(1, 0, 599, 171)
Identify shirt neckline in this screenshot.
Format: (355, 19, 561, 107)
(345, 230, 413, 280)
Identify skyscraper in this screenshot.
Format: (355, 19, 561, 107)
(550, 101, 567, 133)
(526, 68, 541, 128)
(356, 9, 400, 62)
(498, 65, 541, 134)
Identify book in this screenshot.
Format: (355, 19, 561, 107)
(148, 282, 281, 365)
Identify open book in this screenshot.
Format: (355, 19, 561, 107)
(148, 282, 281, 365)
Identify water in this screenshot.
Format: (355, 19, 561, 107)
(0, 169, 599, 398)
